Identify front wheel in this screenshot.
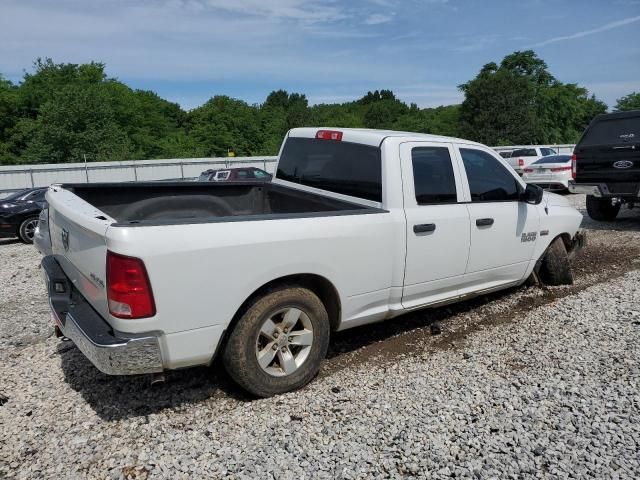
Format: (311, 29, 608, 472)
(18, 216, 39, 244)
(222, 286, 330, 397)
(585, 195, 620, 221)
(539, 238, 573, 286)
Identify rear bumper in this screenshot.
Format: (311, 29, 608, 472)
(526, 181, 569, 191)
(41, 255, 164, 375)
(568, 181, 640, 197)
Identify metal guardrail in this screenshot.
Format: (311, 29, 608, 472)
(492, 144, 576, 154)
(0, 157, 278, 196)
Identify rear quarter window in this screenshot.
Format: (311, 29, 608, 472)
(276, 137, 382, 202)
(579, 115, 640, 147)
(512, 149, 537, 157)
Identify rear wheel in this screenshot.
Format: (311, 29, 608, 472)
(222, 286, 330, 397)
(18, 216, 39, 244)
(539, 238, 573, 286)
(585, 195, 620, 221)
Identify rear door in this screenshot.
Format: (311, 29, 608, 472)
(400, 142, 470, 309)
(455, 146, 540, 293)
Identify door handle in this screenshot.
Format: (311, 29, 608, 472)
(413, 223, 436, 234)
(476, 218, 494, 227)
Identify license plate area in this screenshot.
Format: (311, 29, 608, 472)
(41, 256, 73, 328)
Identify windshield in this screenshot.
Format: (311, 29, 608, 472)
(277, 137, 382, 202)
(533, 155, 571, 164)
(1, 189, 45, 202)
(2, 190, 29, 202)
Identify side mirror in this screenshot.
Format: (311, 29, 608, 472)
(521, 183, 544, 205)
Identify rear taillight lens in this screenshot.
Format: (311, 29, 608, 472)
(571, 154, 577, 179)
(518, 158, 525, 167)
(550, 166, 572, 172)
(523, 168, 534, 173)
(316, 130, 343, 141)
(106, 251, 156, 319)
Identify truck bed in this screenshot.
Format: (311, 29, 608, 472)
(63, 181, 379, 225)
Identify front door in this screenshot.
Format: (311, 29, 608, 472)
(455, 146, 540, 294)
(400, 142, 470, 309)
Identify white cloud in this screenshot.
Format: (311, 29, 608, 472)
(364, 13, 394, 25)
(531, 15, 640, 47)
(201, 0, 346, 22)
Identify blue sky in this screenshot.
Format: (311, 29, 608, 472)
(1, 0, 639, 110)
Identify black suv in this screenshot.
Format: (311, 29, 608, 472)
(569, 110, 640, 221)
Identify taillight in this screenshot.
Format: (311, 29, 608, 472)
(518, 158, 524, 167)
(523, 168, 534, 173)
(550, 166, 572, 172)
(316, 130, 343, 141)
(106, 251, 156, 319)
(571, 154, 577, 179)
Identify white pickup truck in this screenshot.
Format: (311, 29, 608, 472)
(40, 128, 585, 397)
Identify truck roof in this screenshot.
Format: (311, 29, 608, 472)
(288, 127, 485, 148)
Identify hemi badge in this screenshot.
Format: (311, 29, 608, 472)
(540, 230, 549, 236)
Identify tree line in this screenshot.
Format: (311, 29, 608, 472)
(0, 52, 638, 165)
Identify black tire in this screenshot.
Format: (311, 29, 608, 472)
(539, 238, 573, 286)
(18, 216, 39, 244)
(585, 195, 620, 221)
(222, 286, 330, 398)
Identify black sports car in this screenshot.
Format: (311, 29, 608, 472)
(0, 188, 48, 244)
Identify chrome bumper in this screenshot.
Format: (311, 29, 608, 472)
(568, 181, 603, 196)
(568, 181, 640, 197)
(41, 256, 163, 375)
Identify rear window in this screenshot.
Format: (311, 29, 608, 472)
(540, 148, 557, 156)
(533, 155, 571, 164)
(276, 137, 382, 202)
(512, 148, 537, 157)
(579, 115, 639, 147)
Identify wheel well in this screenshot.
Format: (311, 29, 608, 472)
(558, 233, 572, 251)
(215, 274, 342, 359)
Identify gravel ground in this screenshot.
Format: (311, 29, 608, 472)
(1, 194, 639, 479)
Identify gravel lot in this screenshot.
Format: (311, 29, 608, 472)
(1, 194, 639, 479)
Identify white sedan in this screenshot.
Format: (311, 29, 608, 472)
(522, 154, 573, 192)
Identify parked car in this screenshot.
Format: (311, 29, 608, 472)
(522, 154, 572, 192)
(39, 128, 584, 397)
(569, 110, 640, 221)
(508, 147, 557, 175)
(0, 187, 48, 243)
(198, 167, 272, 182)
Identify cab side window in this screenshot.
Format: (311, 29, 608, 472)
(411, 147, 457, 204)
(459, 148, 520, 202)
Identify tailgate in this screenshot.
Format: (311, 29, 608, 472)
(576, 143, 640, 185)
(46, 186, 114, 321)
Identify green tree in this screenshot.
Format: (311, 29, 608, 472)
(188, 96, 262, 157)
(459, 50, 606, 145)
(20, 84, 134, 163)
(614, 92, 640, 112)
(0, 75, 19, 163)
